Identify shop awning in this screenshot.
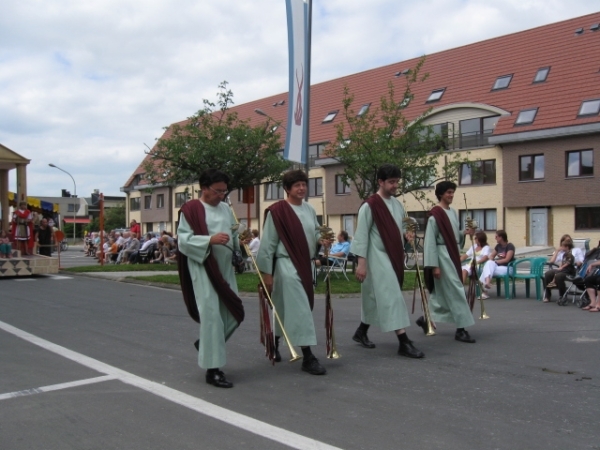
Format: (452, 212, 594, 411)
(63, 217, 91, 224)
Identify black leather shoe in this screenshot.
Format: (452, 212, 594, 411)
(352, 328, 376, 348)
(194, 339, 199, 351)
(455, 329, 476, 343)
(274, 337, 282, 362)
(205, 369, 233, 388)
(301, 355, 327, 375)
(398, 340, 425, 358)
(415, 316, 427, 335)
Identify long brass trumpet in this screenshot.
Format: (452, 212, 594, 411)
(318, 223, 340, 359)
(403, 214, 436, 336)
(226, 196, 301, 362)
(463, 194, 489, 320)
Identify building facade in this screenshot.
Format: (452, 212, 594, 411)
(123, 13, 600, 248)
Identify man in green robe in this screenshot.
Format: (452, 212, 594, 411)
(422, 181, 476, 343)
(177, 169, 244, 388)
(257, 170, 328, 375)
(351, 164, 424, 358)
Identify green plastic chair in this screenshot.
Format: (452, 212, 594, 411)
(492, 261, 515, 299)
(511, 257, 548, 300)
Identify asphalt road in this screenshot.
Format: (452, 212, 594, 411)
(1, 275, 599, 450)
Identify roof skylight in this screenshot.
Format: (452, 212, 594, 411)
(322, 111, 338, 123)
(492, 74, 513, 90)
(578, 99, 600, 116)
(515, 108, 538, 125)
(426, 88, 445, 103)
(533, 67, 550, 83)
(357, 103, 370, 117)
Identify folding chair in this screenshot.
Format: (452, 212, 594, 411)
(321, 255, 349, 281)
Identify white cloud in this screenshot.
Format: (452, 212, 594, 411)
(0, 0, 597, 198)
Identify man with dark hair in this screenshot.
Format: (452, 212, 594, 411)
(350, 164, 424, 358)
(177, 169, 244, 388)
(422, 181, 476, 343)
(257, 169, 329, 375)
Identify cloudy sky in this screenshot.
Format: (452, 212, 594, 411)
(1, 0, 598, 198)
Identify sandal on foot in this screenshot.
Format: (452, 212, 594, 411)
(582, 305, 593, 310)
(589, 307, 600, 312)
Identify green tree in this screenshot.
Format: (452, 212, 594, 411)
(144, 81, 291, 192)
(326, 57, 469, 206)
(85, 203, 126, 233)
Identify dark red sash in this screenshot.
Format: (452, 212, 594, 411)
(177, 200, 244, 324)
(424, 206, 463, 293)
(365, 194, 405, 288)
(265, 201, 314, 310)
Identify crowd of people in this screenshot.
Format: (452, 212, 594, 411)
(84, 227, 177, 265)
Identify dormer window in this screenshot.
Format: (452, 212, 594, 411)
(322, 111, 338, 123)
(426, 88, 445, 103)
(515, 108, 538, 125)
(578, 99, 600, 117)
(492, 75, 513, 90)
(533, 67, 550, 83)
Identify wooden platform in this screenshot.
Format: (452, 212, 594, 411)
(0, 250, 59, 277)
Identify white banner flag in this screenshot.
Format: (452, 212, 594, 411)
(285, 0, 310, 164)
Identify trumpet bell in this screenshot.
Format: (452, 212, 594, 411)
(327, 349, 341, 359)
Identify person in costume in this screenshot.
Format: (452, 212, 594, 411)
(350, 164, 424, 358)
(422, 181, 476, 343)
(11, 201, 34, 256)
(256, 169, 330, 375)
(177, 169, 244, 388)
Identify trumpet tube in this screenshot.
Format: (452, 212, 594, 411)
(403, 212, 436, 335)
(227, 197, 302, 362)
(463, 193, 489, 320)
(319, 224, 341, 359)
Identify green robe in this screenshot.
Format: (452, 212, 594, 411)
(256, 201, 320, 347)
(177, 201, 240, 369)
(351, 196, 411, 332)
(423, 207, 475, 328)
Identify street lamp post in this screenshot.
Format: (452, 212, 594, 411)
(49, 164, 77, 244)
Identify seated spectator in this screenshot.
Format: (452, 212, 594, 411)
(121, 232, 140, 264)
(315, 230, 350, 267)
(128, 232, 158, 264)
(0, 229, 12, 258)
(104, 238, 119, 263)
(582, 260, 600, 312)
(150, 240, 166, 263)
(460, 231, 491, 284)
(543, 236, 580, 303)
(479, 230, 515, 297)
(248, 229, 260, 259)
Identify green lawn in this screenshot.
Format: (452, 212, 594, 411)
(129, 270, 420, 295)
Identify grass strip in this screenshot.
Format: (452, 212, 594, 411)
(128, 271, 419, 295)
(64, 264, 178, 273)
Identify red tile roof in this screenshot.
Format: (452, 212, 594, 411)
(123, 12, 600, 188)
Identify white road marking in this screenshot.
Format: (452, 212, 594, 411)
(46, 275, 73, 280)
(0, 320, 341, 450)
(0, 375, 116, 400)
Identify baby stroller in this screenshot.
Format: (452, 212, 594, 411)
(557, 242, 600, 307)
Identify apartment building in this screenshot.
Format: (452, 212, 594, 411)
(122, 12, 600, 248)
